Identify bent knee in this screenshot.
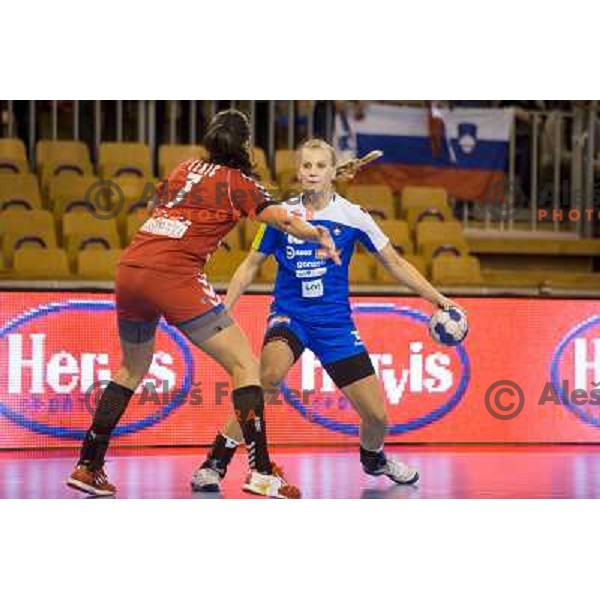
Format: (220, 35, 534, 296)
(260, 363, 287, 389)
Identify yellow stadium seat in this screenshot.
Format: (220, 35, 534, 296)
(346, 184, 397, 220)
(0, 209, 57, 264)
(112, 176, 157, 224)
(220, 227, 243, 252)
(0, 138, 29, 174)
(376, 220, 413, 255)
(36, 140, 93, 186)
(98, 142, 151, 179)
(48, 174, 101, 212)
(406, 205, 454, 231)
(416, 221, 470, 262)
(254, 256, 276, 283)
(348, 254, 376, 284)
(431, 255, 484, 286)
(255, 165, 272, 183)
(374, 254, 428, 283)
(77, 249, 122, 280)
(204, 250, 246, 282)
(158, 144, 208, 178)
(401, 186, 449, 216)
(0, 174, 42, 210)
(275, 149, 296, 177)
(62, 213, 121, 266)
(13, 248, 70, 279)
(252, 146, 268, 171)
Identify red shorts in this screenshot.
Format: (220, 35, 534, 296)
(115, 264, 222, 325)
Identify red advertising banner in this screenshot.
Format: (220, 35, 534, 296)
(0, 292, 599, 448)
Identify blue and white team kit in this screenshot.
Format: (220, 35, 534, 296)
(251, 193, 390, 381)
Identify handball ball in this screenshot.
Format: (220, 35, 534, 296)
(429, 307, 468, 346)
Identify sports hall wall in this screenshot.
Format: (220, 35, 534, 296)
(1, 291, 599, 448)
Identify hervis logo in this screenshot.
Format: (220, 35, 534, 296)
(550, 315, 600, 426)
(0, 300, 195, 439)
(282, 304, 471, 435)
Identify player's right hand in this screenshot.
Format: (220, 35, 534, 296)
(315, 225, 341, 265)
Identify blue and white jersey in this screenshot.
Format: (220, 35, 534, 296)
(251, 193, 389, 321)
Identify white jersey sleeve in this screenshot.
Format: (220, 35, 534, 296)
(352, 205, 389, 253)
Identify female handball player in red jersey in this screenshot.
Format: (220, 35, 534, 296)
(192, 139, 466, 494)
(67, 111, 340, 498)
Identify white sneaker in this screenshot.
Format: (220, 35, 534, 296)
(191, 467, 222, 492)
(242, 464, 301, 499)
(380, 457, 419, 485)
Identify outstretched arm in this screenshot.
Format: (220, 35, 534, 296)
(224, 250, 268, 311)
(376, 243, 466, 312)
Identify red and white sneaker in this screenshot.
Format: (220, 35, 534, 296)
(66, 464, 117, 497)
(242, 463, 301, 499)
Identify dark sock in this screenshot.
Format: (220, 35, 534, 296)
(232, 385, 272, 474)
(79, 381, 134, 470)
(201, 432, 239, 477)
(360, 445, 387, 472)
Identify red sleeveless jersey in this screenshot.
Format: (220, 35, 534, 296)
(120, 159, 271, 275)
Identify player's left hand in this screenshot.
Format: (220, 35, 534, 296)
(315, 225, 342, 265)
(438, 296, 467, 315)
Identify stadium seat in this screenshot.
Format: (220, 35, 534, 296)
(98, 142, 151, 179)
(49, 174, 103, 216)
(348, 254, 375, 283)
(204, 250, 246, 281)
(274, 149, 296, 186)
(374, 254, 427, 283)
(0, 138, 29, 174)
(401, 186, 449, 216)
(346, 184, 397, 220)
(77, 248, 122, 280)
(255, 165, 272, 183)
(256, 256, 277, 282)
(252, 146, 269, 172)
(0, 209, 57, 264)
(112, 176, 157, 224)
(12, 248, 70, 279)
(36, 140, 93, 181)
(376, 220, 413, 255)
(416, 221, 470, 262)
(406, 205, 454, 231)
(431, 255, 484, 286)
(220, 227, 243, 252)
(158, 144, 208, 177)
(62, 212, 121, 266)
(0, 174, 42, 210)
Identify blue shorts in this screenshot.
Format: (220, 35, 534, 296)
(263, 310, 367, 366)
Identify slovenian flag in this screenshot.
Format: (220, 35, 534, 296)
(334, 103, 514, 202)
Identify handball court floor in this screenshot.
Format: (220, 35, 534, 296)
(2, 445, 600, 499)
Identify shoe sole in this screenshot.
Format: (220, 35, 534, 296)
(190, 482, 221, 493)
(242, 482, 289, 499)
(387, 472, 420, 485)
(66, 478, 116, 497)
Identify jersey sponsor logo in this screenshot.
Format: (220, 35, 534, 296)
(302, 279, 324, 298)
(282, 303, 470, 436)
(295, 267, 327, 279)
(0, 300, 195, 439)
(141, 216, 191, 239)
(287, 234, 305, 245)
(550, 316, 600, 426)
(285, 247, 313, 260)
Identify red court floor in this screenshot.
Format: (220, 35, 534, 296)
(1, 445, 600, 499)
